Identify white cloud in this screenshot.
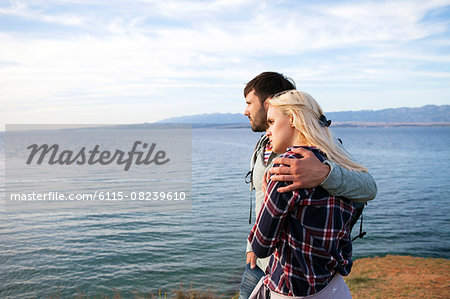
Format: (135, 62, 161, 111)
(0, 1, 85, 26)
(0, 0, 449, 130)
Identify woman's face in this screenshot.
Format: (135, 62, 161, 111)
(266, 105, 297, 154)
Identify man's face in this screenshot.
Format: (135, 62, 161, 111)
(244, 90, 268, 132)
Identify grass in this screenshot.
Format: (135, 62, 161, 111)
(345, 275, 376, 289)
(45, 284, 222, 299)
(42, 255, 450, 299)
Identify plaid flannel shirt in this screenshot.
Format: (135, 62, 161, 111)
(248, 146, 355, 296)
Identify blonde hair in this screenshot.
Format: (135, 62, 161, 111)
(269, 90, 368, 172)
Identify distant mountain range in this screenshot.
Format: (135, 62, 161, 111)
(157, 105, 450, 127)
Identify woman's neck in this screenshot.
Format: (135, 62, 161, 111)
(292, 133, 309, 147)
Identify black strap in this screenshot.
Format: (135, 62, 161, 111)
(351, 212, 367, 242)
(245, 170, 253, 224)
(245, 170, 252, 184)
(248, 189, 253, 224)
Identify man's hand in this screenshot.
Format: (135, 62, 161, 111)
(246, 251, 257, 269)
(269, 147, 331, 193)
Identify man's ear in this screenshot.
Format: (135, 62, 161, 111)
(263, 98, 270, 111)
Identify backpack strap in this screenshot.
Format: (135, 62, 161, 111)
(351, 202, 367, 242)
(245, 134, 267, 224)
(335, 137, 367, 242)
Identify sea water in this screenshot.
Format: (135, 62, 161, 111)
(0, 127, 449, 298)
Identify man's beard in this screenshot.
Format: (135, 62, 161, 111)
(250, 110, 268, 132)
(251, 121, 268, 132)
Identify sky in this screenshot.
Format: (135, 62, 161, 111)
(1, 0, 449, 129)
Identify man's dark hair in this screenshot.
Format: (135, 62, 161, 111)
(244, 72, 296, 102)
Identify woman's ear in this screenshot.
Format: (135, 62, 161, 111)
(289, 115, 295, 128)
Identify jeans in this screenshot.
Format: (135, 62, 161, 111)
(239, 263, 265, 299)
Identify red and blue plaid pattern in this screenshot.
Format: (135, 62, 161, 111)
(248, 146, 355, 296)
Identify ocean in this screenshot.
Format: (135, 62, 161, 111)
(0, 127, 449, 298)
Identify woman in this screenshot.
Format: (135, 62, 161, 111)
(248, 90, 368, 298)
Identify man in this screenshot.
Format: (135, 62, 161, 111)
(239, 72, 377, 299)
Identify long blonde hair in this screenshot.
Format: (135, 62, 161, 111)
(269, 90, 368, 172)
